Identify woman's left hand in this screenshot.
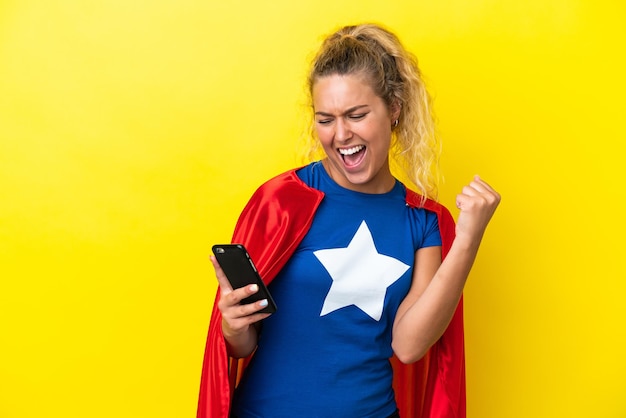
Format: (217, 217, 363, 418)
(454, 176, 501, 247)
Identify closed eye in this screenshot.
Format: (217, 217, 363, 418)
(348, 113, 367, 120)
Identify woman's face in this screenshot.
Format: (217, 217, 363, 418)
(312, 74, 399, 194)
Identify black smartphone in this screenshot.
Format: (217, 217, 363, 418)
(212, 244, 277, 314)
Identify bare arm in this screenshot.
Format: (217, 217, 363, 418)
(392, 176, 500, 363)
(210, 255, 271, 358)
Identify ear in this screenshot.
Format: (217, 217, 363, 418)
(389, 100, 401, 122)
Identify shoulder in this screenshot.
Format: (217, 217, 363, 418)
(404, 187, 450, 216)
(246, 167, 324, 210)
(404, 187, 456, 252)
(255, 167, 320, 197)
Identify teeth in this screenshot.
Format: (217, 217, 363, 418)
(339, 145, 364, 156)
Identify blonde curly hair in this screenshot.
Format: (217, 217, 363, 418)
(302, 23, 440, 201)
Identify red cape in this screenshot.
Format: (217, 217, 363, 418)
(197, 169, 465, 418)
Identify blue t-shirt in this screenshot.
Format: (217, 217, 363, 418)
(232, 162, 441, 418)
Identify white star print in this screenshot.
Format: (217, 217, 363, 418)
(313, 220, 410, 321)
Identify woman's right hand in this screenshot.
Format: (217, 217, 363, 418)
(210, 255, 271, 356)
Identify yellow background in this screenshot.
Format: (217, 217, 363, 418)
(1, 0, 624, 417)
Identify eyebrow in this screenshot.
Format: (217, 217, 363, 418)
(314, 104, 369, 117)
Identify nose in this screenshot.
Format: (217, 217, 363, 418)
(334, 119, 352, 142)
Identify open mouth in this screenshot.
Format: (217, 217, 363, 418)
(339, 145, 366, 168)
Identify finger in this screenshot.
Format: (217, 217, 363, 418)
(219, 282, 267, 312)
(457, 187, 501, 213)
(243, 312, 272, 323)
(210, 255, 233, 293)
(457, 186, 498, 210)
(471, 176, 502, 206)
(457, 185, 489, 208)
(224, 311, 272, 334)
(227, 297, 272, 318)
(462, 176, 493, 197)
(462, 176, 500, 201)
(230, 283, 262, 304)
(455, 193, 471, 209)
(472, 175, 498, 194)
(461, 184, 480, 197)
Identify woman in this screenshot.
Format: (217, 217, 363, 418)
(198, 23, 500, 418)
